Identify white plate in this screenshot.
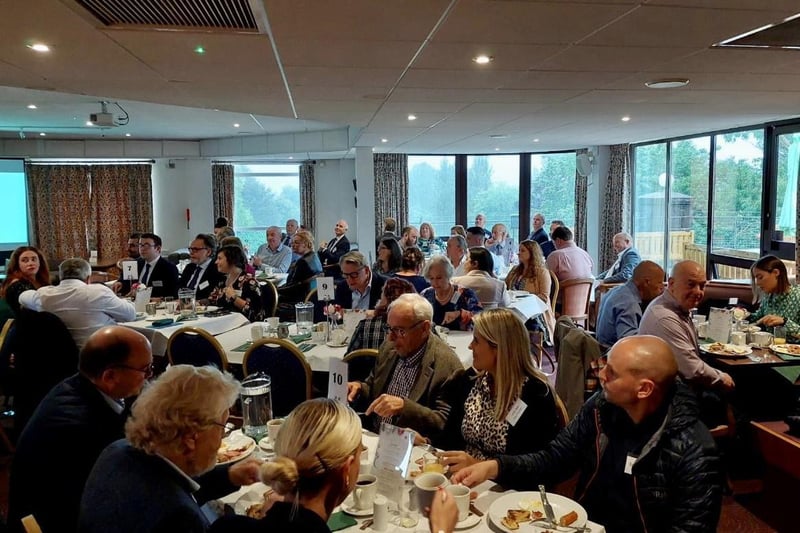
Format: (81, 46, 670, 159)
(455, 512, 482, 530)
(699, 343, 752, 357)
(217, 432, 256, 465)
(326, 340, 348, 348)
(196, 305, 219, 314)
(488, 491, 587, 532)
(340, 495, 373, 517)
(769, 344, 800, 356)
(508, 290, 530, 298)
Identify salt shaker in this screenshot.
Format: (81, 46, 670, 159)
(372, 495, 388, 531)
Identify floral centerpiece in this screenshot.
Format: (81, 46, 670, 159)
(324, 303, 343, 342)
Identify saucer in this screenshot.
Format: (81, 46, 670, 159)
(455, 513, 482, 530)
(257, 437, 274, 451)
(340, 496, 373, 517)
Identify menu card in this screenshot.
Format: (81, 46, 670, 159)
(133, 287, 152, 313)
(707, 307, 732, 343)
(373, 423, 413, 501)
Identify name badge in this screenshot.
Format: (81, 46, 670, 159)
(198, 280, 209, 290)
(624, 454, 637, 475)
(152, 280, 163, 287)
(505, 398, 527, 426)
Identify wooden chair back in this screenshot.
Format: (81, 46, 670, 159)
(243, 338, 312, 417)
(166, 327, 229, 370)
(558, 277, 594, 329)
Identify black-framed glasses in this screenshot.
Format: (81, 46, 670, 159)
(138, 243, 154, 249)
(211, 421, 235, 437)
(113, 362, 154, 378)
(383, 320, 424, 338)
(188, 247, 209, 253)
(342, 267, 366, 280)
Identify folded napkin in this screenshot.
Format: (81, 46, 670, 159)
(327, 511, 357, 532)
(296, 343, 314, 353)
(148, 318, 175, 329)
(290, 333, 312, 344)
(772, 365, 800, 384)
(231, 342, 252, 352)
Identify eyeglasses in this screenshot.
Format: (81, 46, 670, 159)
(138, 243, 154, 249)
(342, 267, 366, 280)
(113, 362, 154, 378)
(188, 247, 209, 253)
(383, 320, 425, 338)
(210, 421, 235, 437)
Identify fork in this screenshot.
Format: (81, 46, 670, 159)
(531, 519, 591, 532)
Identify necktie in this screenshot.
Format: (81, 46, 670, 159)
(187, 266, 202, 289)
(141, 263, 151, 285)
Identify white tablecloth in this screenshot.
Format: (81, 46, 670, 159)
(218, 327, 475, 373)
(121, 312, 250, 356)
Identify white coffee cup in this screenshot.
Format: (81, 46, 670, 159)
(352, 474, 378, 510)
(446, 484, 470, 522)
(267, 418, 283, 442)
(413, 472, 448, 513)
(250, 323, 264, 342)
(266, 317, 280, 332)
(752, 331, 773, 347)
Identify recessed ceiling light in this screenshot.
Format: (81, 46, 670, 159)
(39, 132, 46, 136)
(125, 133, 131, 137)
(194, 45, 206, 55)
(533, 138, 540, 143)
(645, 78, 690, 89)
(28, 43, 50, 52)
(494, 147, 500, 151)
(621, 116, 631, 122)
(233, 123, 240, 128)
(407, 114, 417, 121)
(381, 138, 388, 143)
(86, 121, 93, 126)
(288, 156, 294, 159)
(27, 104, 37, 109)
(473, 55, 493, 65)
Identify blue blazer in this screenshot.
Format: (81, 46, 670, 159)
(600, 246, 641, 283)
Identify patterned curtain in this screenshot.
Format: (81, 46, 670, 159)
(574, 149, 589, 249)
(600, 144, 632, 271)
(299, 161, 316, 235)
(90, 165, 153, 262)
(373, 153, 408, 237)
(212, 164, 234, 226)
(26, 164, 91, 262)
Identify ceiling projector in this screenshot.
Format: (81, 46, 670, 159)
(89, 111, 117, 127)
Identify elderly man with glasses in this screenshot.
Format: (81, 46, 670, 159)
(8, 327, 153, 533)
(330, 251, 387, 313)
(347, 293, 463, 437)
(179, 233, 225, 301)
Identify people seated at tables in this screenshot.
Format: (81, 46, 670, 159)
(450, 224, 467, 239)
(115, 233, 180, 299)
(393, 246, 430, 293)
(749, 254, 800, 338)
(318, 219, 351, 271)
(399, 225, 419, 249)
(473, 213, 491, 239)
(208, 245, 265, 322)
(540, 219, 562, 258)
(215, 224, 236, 244)
(598, 232, 641, 283)
(278, 230, 323, 304)
(486, 223, 516, 267)
(504, 240, 555, 342)
(545, 225, 593, 282)
(596, 261, 664, 347)
(375, 216, 398, 250)
(452, 247, 510, 310)
(19, 258, 136, 349)
(435, 309, 560, 472)
(179, 234, 225, 301)
(346, 277, 416, 352)
(421, 256, 482, 331)
(332, 251, 387, 312)
(526, 212, 548, 246)
(253, 226, 292, 273)
(78, 365, 261, 533)
(282, 218, 299, 247)
(347, 293, 463, 436)
(116, 232, 141, 268)
(446, 234, 469, 277)
(209, 398, 460, 533)
(466, 226, 505, 275)
(213, 217, 229, 238)
(639, 260, 734, 393)
(0, 245, 50, 315)
(418, 222, 437, 254)
(373, 236, 402, 275)
(453, 335, 723, 533)
(8, 327, 152, 533)
(219, 236, 256, 275)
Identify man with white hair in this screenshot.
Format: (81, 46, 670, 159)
(253, 226, 292, 273)
(347, 293, 463, 436)
(599, 232, 641, 283)
(20, 257, 135, 349)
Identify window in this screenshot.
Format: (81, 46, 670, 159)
(233, 163, 300, 253)
(467, 155, 520, 241)
(669, 137, 710, 271)
(633, 143, 667, 268)
(530, 152, 576, 232)
(408, 156, 455, 239)
(775, 130, 800, 244)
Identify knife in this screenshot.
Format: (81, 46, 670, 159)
(468, 502, 484, 517)
(539, 484, 556, 526)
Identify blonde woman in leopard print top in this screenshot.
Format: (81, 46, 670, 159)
(436, 308, 560, 473)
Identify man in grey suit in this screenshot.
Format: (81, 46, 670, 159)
(347, 293, 463, 437)
(599, 232, 641, 283)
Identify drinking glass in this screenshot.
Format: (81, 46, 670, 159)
(295, 302, 314, 335)
(774, 325, 787, 345)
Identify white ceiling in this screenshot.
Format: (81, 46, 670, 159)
(2, 0, 800, 155)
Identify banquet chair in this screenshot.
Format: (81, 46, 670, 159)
(304, 288, 317, 303)
(557, 277, 593, 329)
(21, 514, 42, 533)
(243, 338, 312, 417)
(548, 270, 559, 313)
(261, 279, 278, 317)
(166, 327, 228, 371)
(343, 348, 378, 382)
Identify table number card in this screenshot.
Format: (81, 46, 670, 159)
(707, 307, 733, 343)
(373, 423, 413, 501)
(317, 276, 335, 301)
(121, 260, 139, 281)
(327, 358, 348, 404)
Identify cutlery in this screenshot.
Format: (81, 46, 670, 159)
(539, 484, 556, 527)
(468, 502, 484, 517)
(531, 519, 590, 532)
(359, 518, 374, 530)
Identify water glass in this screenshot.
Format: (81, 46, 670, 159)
(178, 288, 196, 318)
(295, 302, 314, 335)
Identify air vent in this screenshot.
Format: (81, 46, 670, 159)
(75, 0, 259, 31)
(715, 14, 800, 49)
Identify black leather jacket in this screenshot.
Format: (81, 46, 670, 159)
(495, 381, 722, 532)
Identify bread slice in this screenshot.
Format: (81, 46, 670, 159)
(500, 516, 519, 530)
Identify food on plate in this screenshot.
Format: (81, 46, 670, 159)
(216, 441, 252, 463)
(559, 510, 579, 526)
(246, 490, 276, 519)
(501, 516, 520, 530)
(775, 343, 800, 355)
(703, 343, 748, 355)
(507, 509, 533, 522)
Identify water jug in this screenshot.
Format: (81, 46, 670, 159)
(240, 373, 273, 442)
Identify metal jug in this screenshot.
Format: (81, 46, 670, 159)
(240, 373, 273, 442)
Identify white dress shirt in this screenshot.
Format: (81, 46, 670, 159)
(19, 279, 136, 349)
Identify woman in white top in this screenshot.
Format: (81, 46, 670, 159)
(452, 247, 511, 309)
